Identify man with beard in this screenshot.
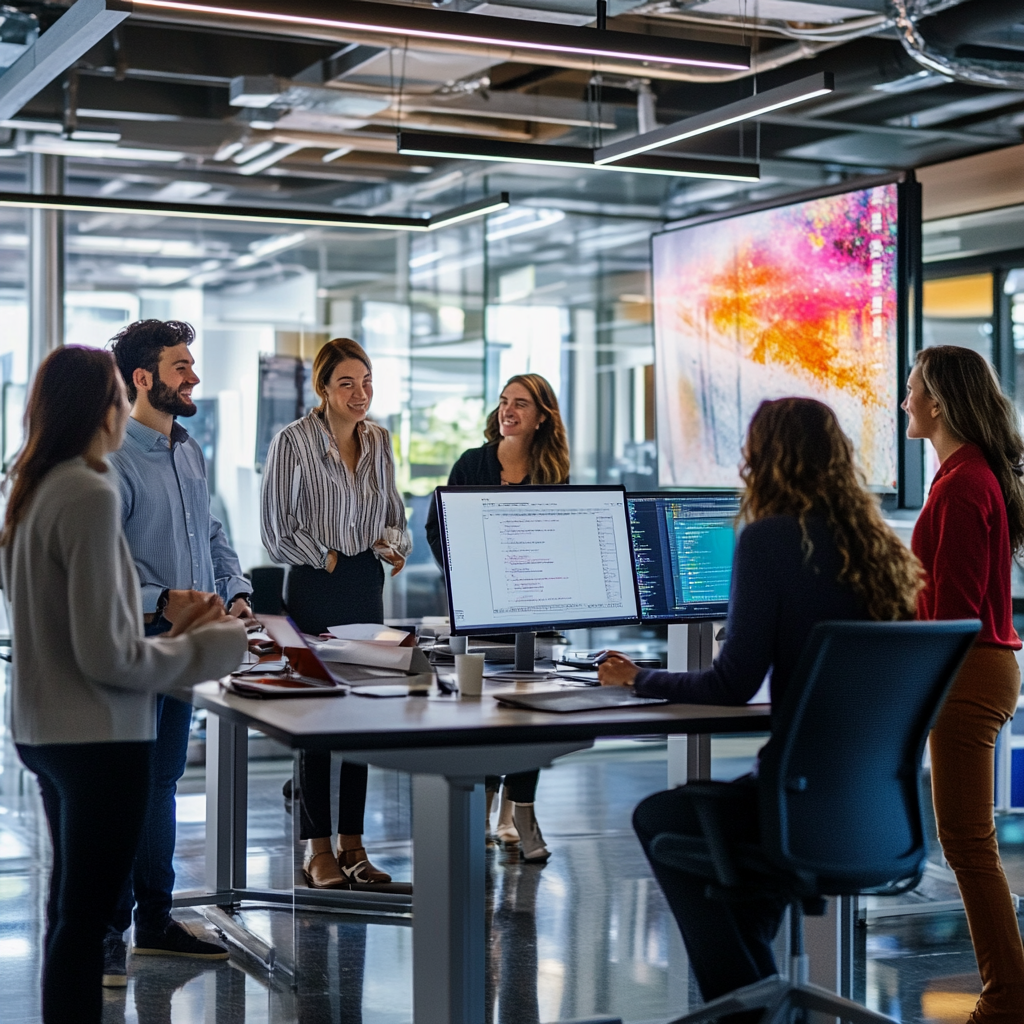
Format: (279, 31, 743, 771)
(103, 320, 254, 982)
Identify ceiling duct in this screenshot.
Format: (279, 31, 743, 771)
(890, 0, 1024, 89)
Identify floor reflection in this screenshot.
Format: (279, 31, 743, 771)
(488, 859, 544, 1024)
(5, 729, 1024, 1022)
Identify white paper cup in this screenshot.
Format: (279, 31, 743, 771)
(449, 635, 468, 655)
(455, 653, 485, 697)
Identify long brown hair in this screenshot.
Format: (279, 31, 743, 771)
(739, 397, 922, 621)
(484, 373, 570, 484)
(2, 347, 122, 544)
(915, 345, 1024, 555)
(312, 338, 372, 413)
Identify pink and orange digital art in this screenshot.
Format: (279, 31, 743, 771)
(653, 184, 899, 490)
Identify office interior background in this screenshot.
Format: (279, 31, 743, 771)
(5, 0, 1024, 1021)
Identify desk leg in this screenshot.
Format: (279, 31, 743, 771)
(805, 894, 854, 999)
(205, 712, 248, 895)
(411, 774, 486, 1024)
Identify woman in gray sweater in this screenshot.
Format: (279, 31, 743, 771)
(1, 347, 247, 1024)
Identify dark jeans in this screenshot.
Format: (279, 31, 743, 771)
(286, 552, 384, 839)
(18, 741, 151, 1024)
(484, 770, 540, 803)
(632, 779, 787, 1006)
(112, 618, 190, 935)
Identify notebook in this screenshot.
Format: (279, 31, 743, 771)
(493, 686, 667, 714)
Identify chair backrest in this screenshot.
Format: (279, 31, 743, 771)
(757, 619, 979, 894)
(248, 566, 285, 616)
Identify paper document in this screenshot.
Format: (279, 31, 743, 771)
(326, 623, 413, 646)
(310, 638, 432, 674)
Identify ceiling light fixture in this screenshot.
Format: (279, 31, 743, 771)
(0, 191, 511, 233)
(130, 0, 750, 71)
(397, 133, 760, 182)
(594, 72, 835, 165)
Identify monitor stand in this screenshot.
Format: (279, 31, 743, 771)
(487, 631, 554, 682)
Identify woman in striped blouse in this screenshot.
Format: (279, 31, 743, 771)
(261, 337, 411, 889)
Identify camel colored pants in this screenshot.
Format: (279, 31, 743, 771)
(930, 644, 1024, 1023)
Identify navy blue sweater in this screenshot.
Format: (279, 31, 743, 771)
(634, 515, 867, 709)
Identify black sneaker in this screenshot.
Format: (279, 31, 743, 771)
(132, 920, 230, 960)
(102, 929, 127, 987)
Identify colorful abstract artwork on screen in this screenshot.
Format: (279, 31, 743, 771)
(653, 184, 899, 490)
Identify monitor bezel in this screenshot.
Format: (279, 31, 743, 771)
(436, 483, 644, 636)
(626, 489, 740, 624)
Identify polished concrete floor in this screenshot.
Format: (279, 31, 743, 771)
(2, 720, 1024, 1023)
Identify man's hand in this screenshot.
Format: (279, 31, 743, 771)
(167, 593, 231, 637)
(597, 651, 640, 687)
(163, 589, 211, 624)
(228, 596, 257, 625)
(325, 550, 338, 574)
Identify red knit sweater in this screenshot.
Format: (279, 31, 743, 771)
(912, 442, 1021, 649)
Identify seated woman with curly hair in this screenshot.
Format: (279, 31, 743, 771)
(598, 397, 923, 1015)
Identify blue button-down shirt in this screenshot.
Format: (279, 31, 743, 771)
(107, 417, 249, 614)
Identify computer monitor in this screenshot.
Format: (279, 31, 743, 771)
(627, 491, 741, 623)
(435, 485, 642, 636)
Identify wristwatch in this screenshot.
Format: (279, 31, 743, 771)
(155, 589, 170, 615)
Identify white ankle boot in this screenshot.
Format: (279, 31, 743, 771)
(495, 790, 519, 847)
(512, 802, 550, 862)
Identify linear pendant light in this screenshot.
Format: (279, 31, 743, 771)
(398, 133, 760, 182)
(0, 190, 510, 232)
(130, 0, 750, 71)
(595, 71, 835, 165)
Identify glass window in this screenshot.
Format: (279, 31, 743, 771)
(0, 209, 29, 470)
(922, 273, 994, 361)
(54, 203, 660, 618)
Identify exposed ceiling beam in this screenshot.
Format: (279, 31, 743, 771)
(0, 0, 131, 122)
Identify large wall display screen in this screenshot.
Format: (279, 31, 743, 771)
(653, 182, 900, 490)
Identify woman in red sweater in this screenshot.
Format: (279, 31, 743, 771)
(905, 344, 1024, 1023)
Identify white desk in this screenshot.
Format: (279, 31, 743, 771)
(191, 678, 771, 1024)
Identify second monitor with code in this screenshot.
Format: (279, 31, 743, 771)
(627, 491, 741, 623)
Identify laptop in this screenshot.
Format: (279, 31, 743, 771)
(228, 615, 344, 698)
(493, 686, 667, 714)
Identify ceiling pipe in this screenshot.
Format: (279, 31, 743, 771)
(890, 0, 1024, 89)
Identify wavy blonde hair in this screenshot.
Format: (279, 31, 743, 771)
(484, 373, 570, 485)
(739, 397, 922, 621)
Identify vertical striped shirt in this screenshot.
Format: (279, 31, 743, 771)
(260, 410, 411, 569)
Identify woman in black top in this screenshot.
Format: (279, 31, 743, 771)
(426, 373, 569, 862)
(599, 398, 923, 1013)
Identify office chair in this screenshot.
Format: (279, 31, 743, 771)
(649, 619, 980, 1024)
(247, 566, 285, 616)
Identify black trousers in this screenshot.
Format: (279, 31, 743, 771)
(18, 741, 152, 1024)
(632, 779, 787, 1007)
(484, 770, 540, 803)
(286, 551, 384, 839)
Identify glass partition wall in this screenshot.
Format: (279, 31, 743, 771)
(0, 202, 656, 618)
